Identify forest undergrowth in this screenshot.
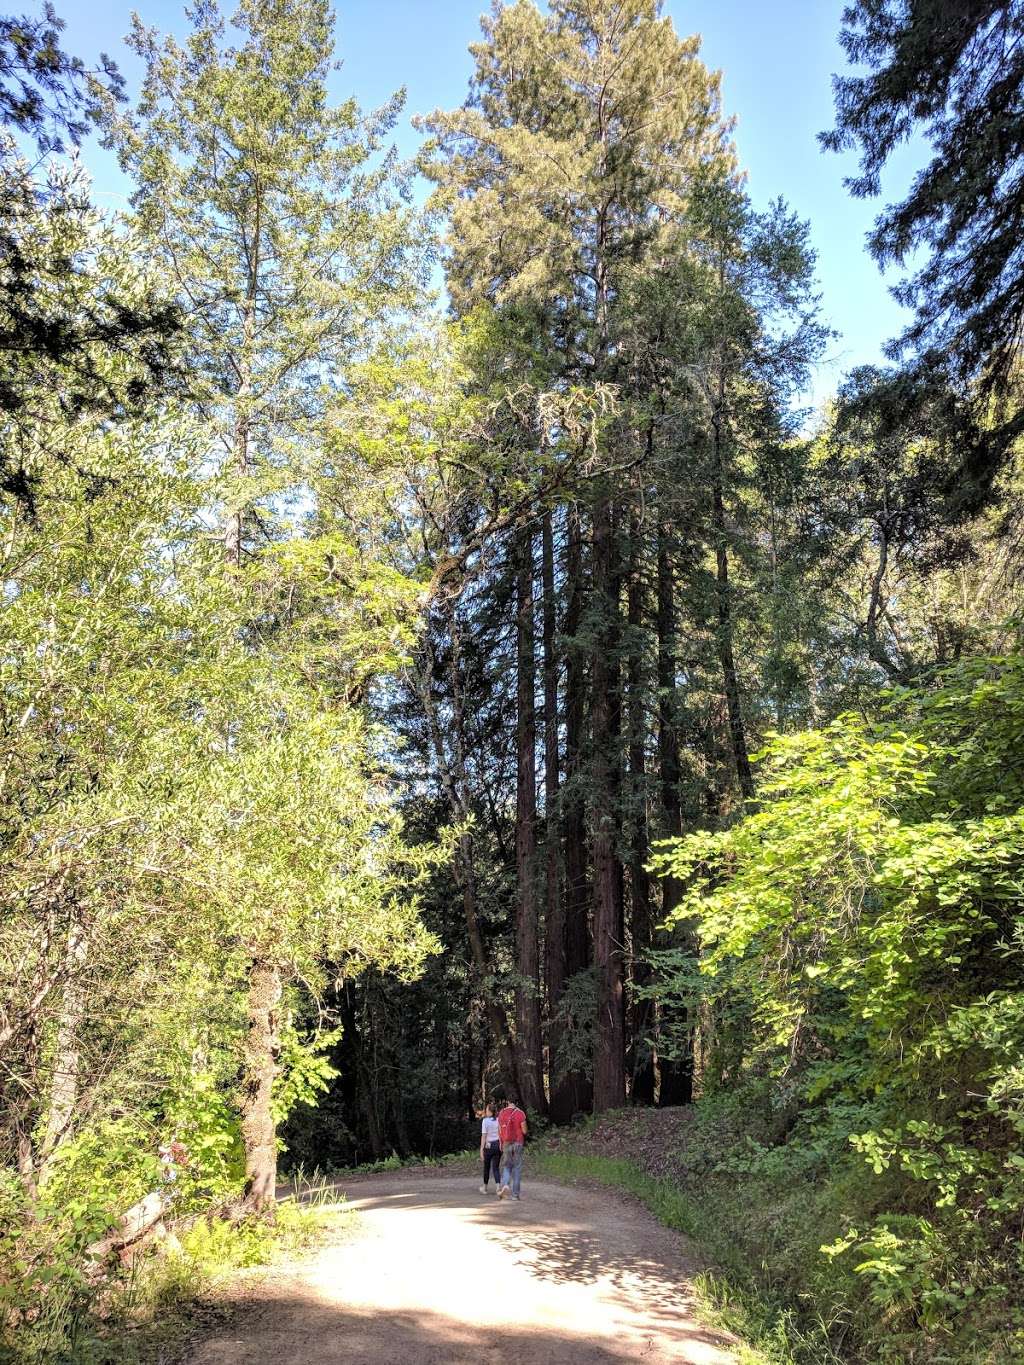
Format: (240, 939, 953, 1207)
(0, 1188, 356, 1365)
(539, 1101, 1024, 1365)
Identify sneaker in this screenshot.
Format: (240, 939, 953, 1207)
(479, 1185, 488, 1194)
(512, 1194, 521, 1200)
(497, 1184, 508, 1199)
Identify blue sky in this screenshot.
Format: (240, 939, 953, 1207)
(55, 0, 926, 408)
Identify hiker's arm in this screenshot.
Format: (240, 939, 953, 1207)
(522, 1118, 528, 1138)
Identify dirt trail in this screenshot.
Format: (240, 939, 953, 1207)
(186, 1172, 737, 1364)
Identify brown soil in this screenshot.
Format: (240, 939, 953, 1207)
(185, 1172, 737, 1364)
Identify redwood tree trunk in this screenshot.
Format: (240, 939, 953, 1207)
(239, 958, 282, 1213)
(541, 512, 566, 1103)
(626, 513, 655, 1104)
(711, 367, 754, 802)
(656, 523, 693, 1107)
(551, 504, 592, 1122)
(591, 493, 626, 1112)
(356, 986, 386, 1161)
(515, 531, 546, 1114)
(657, 521, 683, 912)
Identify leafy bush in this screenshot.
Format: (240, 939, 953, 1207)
(650, 654, 1024, 1361)
(0, 1191, 353, 1363)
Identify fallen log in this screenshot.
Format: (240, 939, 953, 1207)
(84, 1191, 170, 1266)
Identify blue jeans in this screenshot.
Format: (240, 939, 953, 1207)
(482, 1141, 502, 1187)
(501, 1142, 524, 1195)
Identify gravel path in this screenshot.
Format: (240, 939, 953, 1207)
(186, 1172, 737, 1364)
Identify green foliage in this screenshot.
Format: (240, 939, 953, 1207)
(823, 0, 1024, 407)
(0, 24, 180, 516)
(0, 0, 442, 1350)
(549, 969, 596, 1078)
(651, 653, 1024, 1359)
(0, 1191, 355, 1364)
(176, 1195, 346, 1271)
(272, 1022, 342, 1128)
(420, 0, 732, 323)
(3, 4, 1024, 1363)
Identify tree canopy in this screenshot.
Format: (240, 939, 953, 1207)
(2, 3, 1024, 1362)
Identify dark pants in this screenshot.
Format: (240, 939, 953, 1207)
(482, 1141, 501, 1186)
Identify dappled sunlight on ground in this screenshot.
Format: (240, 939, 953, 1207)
(188, 1175, 735, 1364)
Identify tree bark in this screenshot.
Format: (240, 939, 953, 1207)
(711, 351, 754, 802)
(541, 512, 566, 1103)
(461, 833, 519, 1088)
(588, 95, 626, 1112)
(626, 512, 655, 1104)
(514, 531, 546, 1114)
(41, 912, 89, 1167)
(656, 521, 683, 911)
(591, 493, 626, 1112)
(551, 503, 592, 1122)
(238, 958, 282, 1214)
(224, 224, 280, 1200)
(85, 1191, 171, 1264)
(656, 521, 693, 1107)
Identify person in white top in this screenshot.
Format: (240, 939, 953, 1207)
(479, 1101, 501, 1194)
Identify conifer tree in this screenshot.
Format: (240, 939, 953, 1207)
(423, 0, 732, 1111)
(0, 8, 179, 510)
(824, 0, 1024, 401)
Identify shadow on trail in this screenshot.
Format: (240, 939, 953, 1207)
(337, 1180, 701, 1291)
(504, 1221, 700, 1292)
(220, 1175, 737, 1364)
(306, 1178, 723, 1354)
(188, 1293, 713, 1364)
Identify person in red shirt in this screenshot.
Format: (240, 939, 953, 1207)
(496, 1094, 528, 1200)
